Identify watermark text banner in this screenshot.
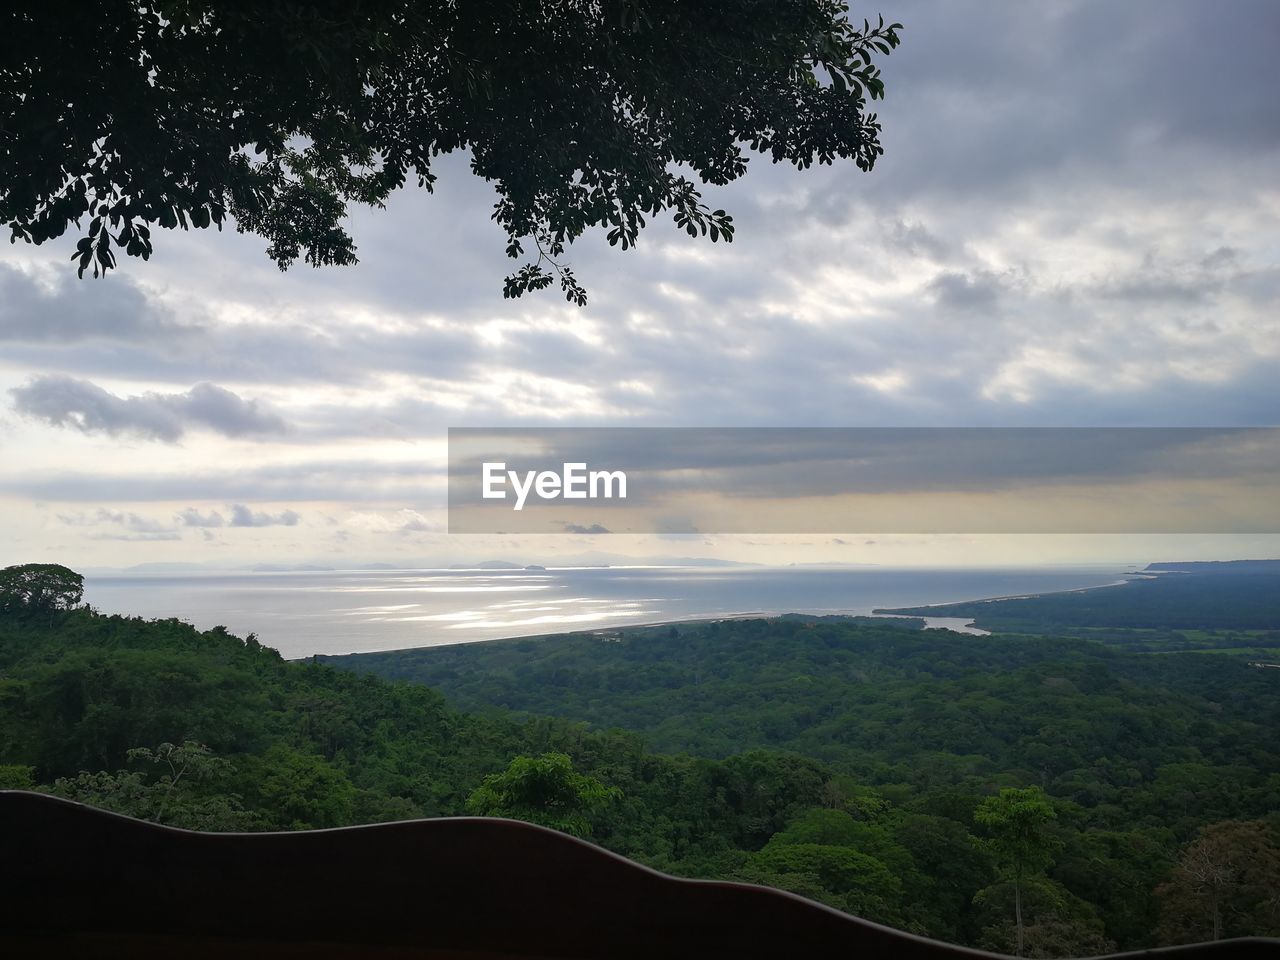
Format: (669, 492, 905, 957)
(448, 427, 1280, 534)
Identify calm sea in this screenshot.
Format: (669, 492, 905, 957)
(80, 565, 1131, 659)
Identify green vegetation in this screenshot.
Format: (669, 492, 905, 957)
(879, 562, 1280, 637)
(465, 751, 620, 838)
(975, 787, 1064, 957)
(3, 563, 1279, 954)
(326, 617, 1280, 816)
(0, 563, 83, 616)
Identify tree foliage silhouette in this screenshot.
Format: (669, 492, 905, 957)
(1, 1, 901, 304)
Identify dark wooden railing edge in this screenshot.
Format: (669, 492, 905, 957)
(2, 791, 1276, 960)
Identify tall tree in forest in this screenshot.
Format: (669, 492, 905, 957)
(974, 787, 1061, 956)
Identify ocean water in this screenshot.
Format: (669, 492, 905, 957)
(80, 565, 1130, 660)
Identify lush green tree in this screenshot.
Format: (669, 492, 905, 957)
(769, 807, 867, 846)
(466, 752, 619, 837)
(770, 808, 918, 882)
(2, 1, 901, 303)
(248, 744, 358, 830)
(740, 841, 903, 926)
(0, 563, 83, 617)
(714, 751, 830, 848)
(1050, 829, 1171, 948)
(0, 763, 35, 789)
(50, 740, 257, 830)
(13, 644, 267, 775)
(745, 806, 926, 930)
(974, 787, 1063, 956)
(896, 812, 996, 944)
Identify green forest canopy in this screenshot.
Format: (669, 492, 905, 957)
(3, 567, 1278, 953)
(1, 1, 901, 303)
(878, 562, 1280, 634)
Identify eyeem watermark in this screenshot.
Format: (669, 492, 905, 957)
(450, 427, 1280, 534)
(482, 461, 627, 511)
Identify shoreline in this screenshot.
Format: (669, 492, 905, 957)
(85, 565, 1130, 660)
(318, 609, 988, 660)
(870, 575, 1138, 616)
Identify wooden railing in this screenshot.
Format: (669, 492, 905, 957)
(2, 791, 1276, 959)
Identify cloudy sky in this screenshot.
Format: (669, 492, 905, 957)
(2, 0, 1278, 570)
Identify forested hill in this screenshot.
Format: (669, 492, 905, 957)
(325, 617, 1280, 807)
(875, 562, 1280, 633)
(3, 601, 1279, 951)
(322, 608, 1280, 948)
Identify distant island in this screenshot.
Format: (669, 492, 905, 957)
(249, 564, 334, 573)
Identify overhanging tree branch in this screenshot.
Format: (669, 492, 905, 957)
(0, 1, 902, 304)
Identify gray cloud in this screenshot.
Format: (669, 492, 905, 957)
(9, 376, 288, 441)
(229, 504, 302, 527)
(56, 508, 182, 541)
(860, 0, 1280, 204)
(0, 264, 191, 343)
(59, 508, 175, 534)
(177, 508, 225, 528)
(885, 219, 951, 260)
(182, 383, 289, 437)
(1089, 248, 1269, 306)
(928, 270, 1010, 310)
(559, 522, 612, 535)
